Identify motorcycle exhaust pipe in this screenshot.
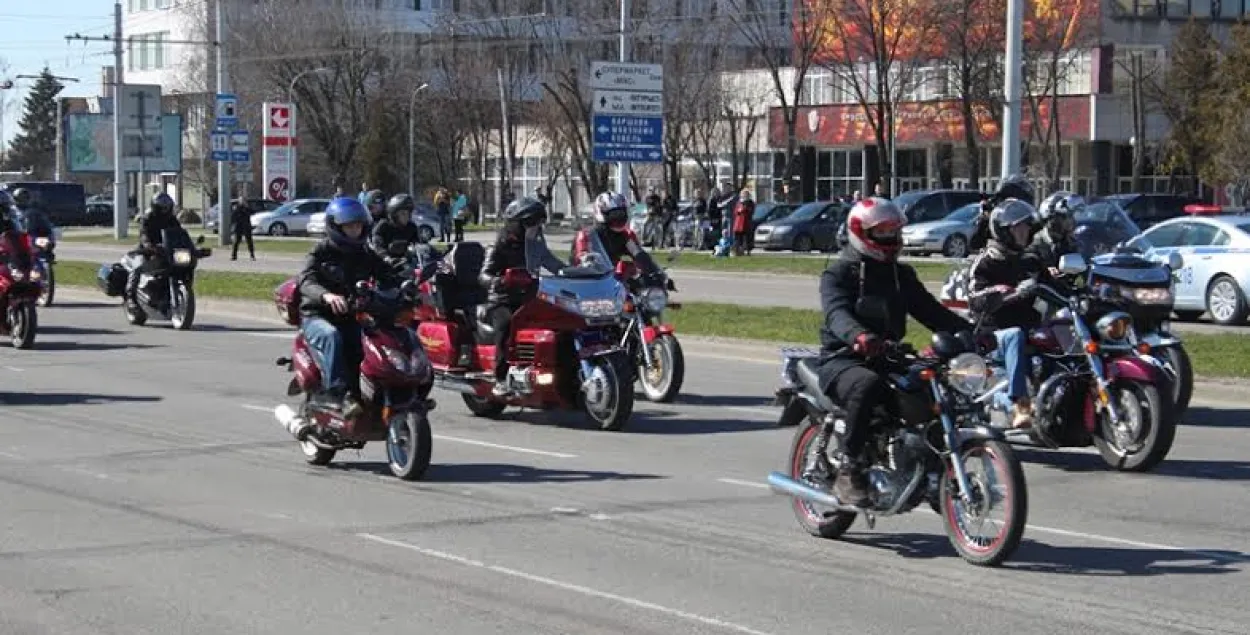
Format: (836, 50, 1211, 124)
(767, 471, 847, 509)
(274, 404, 306, 437)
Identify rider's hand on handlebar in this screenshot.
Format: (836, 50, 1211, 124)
(853, 332, 884, 358)
(1015, 278, 1038, 299)
(322, 293, 349, 315)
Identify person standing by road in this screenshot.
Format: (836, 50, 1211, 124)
(451, 191, 469, 242)
(434, 187, 453, 243)
(230, 194, 255, 261)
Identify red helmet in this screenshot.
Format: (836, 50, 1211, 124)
(846, 197, 905, 262)
(593, 192, 630, 231)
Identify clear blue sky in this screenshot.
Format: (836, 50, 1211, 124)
(1, 3, 116, 152)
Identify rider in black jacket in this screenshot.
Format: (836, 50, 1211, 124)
(371, 193, 424, 257)
(11, 188, 55, 241)
(479, 196, 567, 396)
(1030, 191, 1083, 269)
(811, 197, 971, 506)
(970, 174, 1036, 252)
(294, 197, 398, 427)
(967, 199, 1042, 429)
(125, 193, 182, 307)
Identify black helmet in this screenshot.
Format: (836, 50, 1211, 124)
(11, 188, 30, 207)
(504, 196, 547, 227)
(988, 199, 1037, 252)
(996, 174, 1035, 206)
(150, 192, 175, 216)
(364, 189, 386, 212)
(386, 193, 415, 221)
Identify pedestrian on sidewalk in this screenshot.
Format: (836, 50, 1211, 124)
(230, 195, 255, 261)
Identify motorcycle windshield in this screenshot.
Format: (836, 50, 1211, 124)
(161, 227, 195, 250)
(559, 228, 614, 279)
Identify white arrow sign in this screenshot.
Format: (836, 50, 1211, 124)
(589, 61, 663, 92)
(592, 90, 663, 116)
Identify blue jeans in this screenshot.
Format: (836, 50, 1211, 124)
(302, 317, 361, 392)
(994, 327, 1029, 402)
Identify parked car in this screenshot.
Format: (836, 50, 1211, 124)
(891, 189, 985, 224)
(750, 202, 794, 232)
(1093, 193, 1203, 230)
(308, 202, 441, 243)
(1124, 214, 1250, 325)
(754, 201, 848, 252)
(250, 199, 331, 236)
(206, 198, 281, 232)
(900, 203, 980, 258)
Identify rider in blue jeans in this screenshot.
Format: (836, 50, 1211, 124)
(967, 199, 1043, 429)
(295, 197, 397, 429)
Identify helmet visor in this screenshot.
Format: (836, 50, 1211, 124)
(866, 220, 902, 246)
(605, 207, 629, 229)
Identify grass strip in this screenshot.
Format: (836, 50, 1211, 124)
(55, 260, 1250, 378)
(667, 252, 955, 281)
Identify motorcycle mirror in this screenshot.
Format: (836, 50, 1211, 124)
(1057, 253, 1087, 275)
(1166, 252, 1183, 270)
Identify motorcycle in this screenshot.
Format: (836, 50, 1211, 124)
(32, 236, 54, 307)
(272, 279, 435, 480)
(767, 329, 1028, 567)
(0, 231, 42, 349)
(613, 256, 684, 403)
(412, 232, 636, 431)
(980, 253, 1177, 472)
(110, 228, 212, 330)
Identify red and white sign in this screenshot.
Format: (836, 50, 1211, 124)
(262, 102, 297, 202)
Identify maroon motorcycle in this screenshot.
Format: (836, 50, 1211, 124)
(272, 279, 436, 480)
(0, 231, 40, 349)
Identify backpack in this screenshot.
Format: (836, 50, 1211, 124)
(273, 277, 301, 326)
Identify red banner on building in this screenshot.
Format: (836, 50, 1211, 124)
(767, 96, 1091, 148)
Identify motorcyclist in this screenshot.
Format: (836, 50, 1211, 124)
(371, 193, 424, 258)
(294, 197, 399, 426)
(124, 193, 182, 308)
(0, 191, 21, 235)
(967, 199, 1043, 430)
(970, 174, 1035, 252)
(810, 197, 973, 507)
(571, 192, 661, 277)
(11, 188, 55, 243)
(1030, 191, 1083, 270)
(479, 196, 567, 396)
(363, 189, 387, 224)
(0, 192, 30, 270)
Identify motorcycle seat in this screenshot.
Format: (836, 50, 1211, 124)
(794, 357, 840, 414)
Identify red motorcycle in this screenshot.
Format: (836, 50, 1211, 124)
(271, 279, 435, 480)
(412, 237, 635, 431)
(0, 231, 41, 349)
(612, 256, 684, 403)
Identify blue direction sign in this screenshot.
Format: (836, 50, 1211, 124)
(590, 114, 663, 164)
(215, 93, 238, 129)
(229, 130, 250, 163)
(209, 129, 230, 162)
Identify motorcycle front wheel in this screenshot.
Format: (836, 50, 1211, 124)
(940, 439, 1028, 567)
(1093, 379, 1176, 472)
(386, 410, 433, 481)
(637, 334, 685, 403)
(9, 302, 37, 349)
(39, 266, 54, 307)
(170, 283, 196, 330)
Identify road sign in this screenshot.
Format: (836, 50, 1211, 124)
(265, 104, 292, 137)
(268, 176, 290, 202)
(592, 90, 663, 116)
(209, 129, 230, 162)
(229, 130, 250, 163)
(215, 93, 238, 129)
(589, 62, 663, 92)
(234, 163, 253, 183)
(121, 84, 163, 132)
(590, 114, 663, 165)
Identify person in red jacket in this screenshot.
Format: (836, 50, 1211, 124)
(571, 192, 660, 275)
(732, 189, 755, 256)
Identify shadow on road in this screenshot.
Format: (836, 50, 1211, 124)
(1183, 406, 1250, 428)
(843, 532, 1248, 576)
(32, 342, 162, 352)
(0, 392, 163, 406)
(41, 301, 110, 309)
(332, 461, 664, 484)
(1016, 448, 1250, 481)
(677, 393, 777, 408)
(193, 324, 294, 334)
(624, 412, 778, 434)
(39, 325, 124, 336)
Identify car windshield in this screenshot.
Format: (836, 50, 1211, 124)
(942, 205, 979, 223)
(1232, 220, 1250, 237)
(752, 204, 777, 221)
(272, 202, 299, 215)
(891, 190, 927, 211)
(788, 203, 828, 221)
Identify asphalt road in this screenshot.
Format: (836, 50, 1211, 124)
(1, 292, 1249, 634)
(54, 240, 1243, 335)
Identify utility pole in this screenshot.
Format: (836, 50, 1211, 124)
(1001, 0, 1023, 181)
(215, 0, 230, 247)
(616, 0, 630, 198)
(497, 67, 511, 208)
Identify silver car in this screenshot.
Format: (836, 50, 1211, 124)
(900, 204, 979, 258)
(251, 199, 331, 236)
(308, 203, 442, 243)
(1125, 214, 1250, 325)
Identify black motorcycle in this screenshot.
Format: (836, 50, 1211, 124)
(103, 228, 212, 330)
(767, 327, 1028, 567)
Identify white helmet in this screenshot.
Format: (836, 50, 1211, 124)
(845, 197, 905, 262)
(593, 192, 630, 231)
(1038, 191, 1084, 224)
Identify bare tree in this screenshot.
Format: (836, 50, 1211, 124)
(1117, 51, 1163, 192)
(817, 0, 943, 196)
(1149, 19, 1219, 193)
(946, 0, 1004, 191)
(721, 71, 773, 194)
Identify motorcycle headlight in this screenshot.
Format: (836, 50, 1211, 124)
(1096, 312, 1133, 342)
(1127, 287, 1172, 305)
(34, 237, 49, 249)
(577, 298, 621, 317)
(11, 269, 25, 281)
(173, 249, 193, 265)
(383, 348, 409, 373)
(29, 268, 41, 280)
(946, 352, 989, 396)
(641, 287, 667, 313)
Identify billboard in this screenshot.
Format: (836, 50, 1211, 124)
(767, 96, 1091, 147)
(65, 113, 184, 173)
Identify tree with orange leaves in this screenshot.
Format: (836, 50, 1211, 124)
(814, 0, 945, 195)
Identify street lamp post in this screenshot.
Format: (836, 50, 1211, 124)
(287, 67, 330, 200)
(407, 83, 429, 196)
(14, 74, 80, 181)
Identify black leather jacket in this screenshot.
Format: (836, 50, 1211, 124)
(371, 220, 423, 256)
(480, 231, 565, 306)
(139, 212, 183, 251)
(297, 239, 398, 325)
(967, 241, 1045, 331)
(1027, 229, 1078, 269)
(17, 206, 54, 239)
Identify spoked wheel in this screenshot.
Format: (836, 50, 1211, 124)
(940, 440, 1027, 567)
(637, 334, 685, 403)
(1093, 380, 1175, 472)
(583, 353, 635, 431)
(9, 303, 37, 349)
(787, 423, 856, 538)
(386, 411, 433, 481)
(170, 284, 196, 330)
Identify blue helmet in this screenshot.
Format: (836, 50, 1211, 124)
(325, 196, 371, 250)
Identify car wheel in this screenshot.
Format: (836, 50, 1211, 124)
(1206, 275, 1248, 325)
(792, 234, 813, 252)
(942, 234, 969, 258)
(268, 223, 288, 236)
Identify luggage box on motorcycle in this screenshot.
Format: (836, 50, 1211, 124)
(274, 277, 301, 326)
(96, 263, 127, 297)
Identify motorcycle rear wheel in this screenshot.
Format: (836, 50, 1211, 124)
(787, 422, 856, 538)
(584, 353, 634, 431)
(462, 393, 506, 418)
(300, 439, 336, 466)
(1094, 380, 1175, 472)
(940, 439, 1028, 567)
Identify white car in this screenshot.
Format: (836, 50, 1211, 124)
(1125, 213, 1250, 325)
(308, 202, 442, 243)
(251, 199, 331, 236)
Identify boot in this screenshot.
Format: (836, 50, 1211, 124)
(833, 459, 871, 508)
(1011, 398, 1033, 429)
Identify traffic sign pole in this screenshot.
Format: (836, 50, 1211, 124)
(616, 0, 630, 199)
(215, 0, 231, 247)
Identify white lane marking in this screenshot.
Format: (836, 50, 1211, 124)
(238, 404, 576, 458)
(357, 533, 776, 635)
(715, 477, 1247, 562)
(4, 366, 25, 372)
